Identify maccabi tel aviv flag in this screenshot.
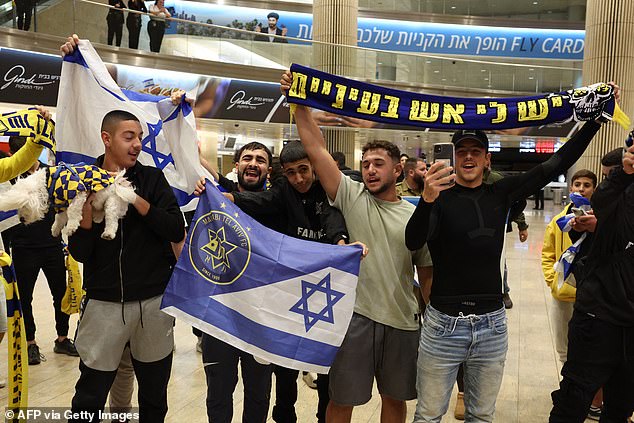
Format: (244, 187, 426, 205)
(161, 185, 362, 373)
(56, 39, 212, 210)
(286, 64, 630, 131)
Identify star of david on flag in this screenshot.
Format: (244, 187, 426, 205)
(160, 184, 362, 373)
(55, 39, 212, 211)
(290, 274, 345, 331)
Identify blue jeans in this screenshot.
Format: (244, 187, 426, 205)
(414, 305, 508, 423)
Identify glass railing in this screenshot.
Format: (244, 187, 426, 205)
(17, 0, 582, 94)
(360, 0, 586, 23)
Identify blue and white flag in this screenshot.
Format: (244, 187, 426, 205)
(554, 192, 592, 287)
(161, 185, 362, 373)
(555, 192, 592, 233)
(56, 40, 211, 210)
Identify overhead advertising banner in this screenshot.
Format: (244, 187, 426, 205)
(163, 0, 585, 60)
(0, 49, 62, 107)
(0, 48, 290, 124)
(0, 48, 579, 138)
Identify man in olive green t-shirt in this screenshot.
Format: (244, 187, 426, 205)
(283, 71, 432, 423)
(396, 157, 426, 198)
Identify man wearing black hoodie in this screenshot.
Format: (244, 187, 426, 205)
(67, 109, 185, 423)
(549, 144, 634, 422)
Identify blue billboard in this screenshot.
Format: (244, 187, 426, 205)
(163, 1, 585, 60)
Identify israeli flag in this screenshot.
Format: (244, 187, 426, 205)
(55, 39, 211, 210)
(161, 185, 362, 373)
(554, 192, 591, 287)
(555, 192, 592, 233)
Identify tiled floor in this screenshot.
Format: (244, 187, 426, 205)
(0, 203, 603, 422)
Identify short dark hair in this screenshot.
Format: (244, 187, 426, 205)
(101, 110, 140, 133)
(8, 136, 27, 155)
(279, 140, 308, 166)
(269, 156, 284, 185)
(403, 157, 422, 174)
(362, 140, 400, 162)
(236, 142, 272, 166)
(331, 151, 346, 169)
(601, 148, 623, 167)
(571, 169, 597, 188)
(267, 12, 279, 20)
(399, 153, 409, 160)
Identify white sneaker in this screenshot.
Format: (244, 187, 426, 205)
(0, 379, 5, 388)
(302, 372, 317, 389)
(196, 336, 202, 353)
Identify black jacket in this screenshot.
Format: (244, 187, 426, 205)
(68, 157, 185, 302)
(3, 162, 63, 251)
(575, 166, 634, 327)
(233, 178, 348, 244)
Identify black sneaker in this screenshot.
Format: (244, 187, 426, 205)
(503, 293, 513, 309)
(28, 343, 42, 365)
(587, 405, 601, 421)
(54, 338, 80, 357)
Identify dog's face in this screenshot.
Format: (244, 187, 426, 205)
(102, 120, 143, 170)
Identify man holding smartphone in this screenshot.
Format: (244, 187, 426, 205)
(406, 119, 608, 422)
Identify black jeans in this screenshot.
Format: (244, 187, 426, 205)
(147, 20, 165, 53)
(12, 245, 68, 342)
(315, 373, 329, 423)
(272, 366, 298, 423)
(534, 189, 545, 209)
(127, 19, 141, 49)
(550, 310, 634, 422)
(202, 334, 272, 422)
(71, 353, 173, 423)
(15, 0, 32, 31)
(107, 22, 123, 46)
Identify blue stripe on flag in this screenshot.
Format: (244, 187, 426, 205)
(206, 297, 338, 366)
(122, 89, 165, 103)
(172, 187, 196, 207)
(62, 49, 89, 68)
(0, 210, 17, 220)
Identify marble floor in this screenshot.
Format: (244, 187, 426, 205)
(0, 202, 606, 422)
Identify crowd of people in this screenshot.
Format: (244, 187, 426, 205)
(0, 33, 632, 423)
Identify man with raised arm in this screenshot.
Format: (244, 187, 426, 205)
(280, 71, 433, 423)
(405, 111, 610, 421)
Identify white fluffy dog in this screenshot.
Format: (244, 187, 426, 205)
(0, 164, 137, 239)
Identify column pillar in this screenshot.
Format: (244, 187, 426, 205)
(312, 0, 359, 169)
(576, 0, 634, 177)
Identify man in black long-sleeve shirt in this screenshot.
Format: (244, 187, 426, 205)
(405, 121, 605, 422)
(549, 145, 634, 422)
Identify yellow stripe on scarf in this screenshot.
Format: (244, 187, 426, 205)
(0, 108, 56, 153)
(61, 249, 83, 315)
(1, 252, 28, 416)
(612, 102, 631, 131)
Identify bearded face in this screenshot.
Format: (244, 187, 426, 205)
(236, 148, 270, 191)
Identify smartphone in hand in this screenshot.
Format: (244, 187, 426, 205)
(433, 143, 455, 185)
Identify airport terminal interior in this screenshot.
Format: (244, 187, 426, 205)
(0, 0, 632, 421)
